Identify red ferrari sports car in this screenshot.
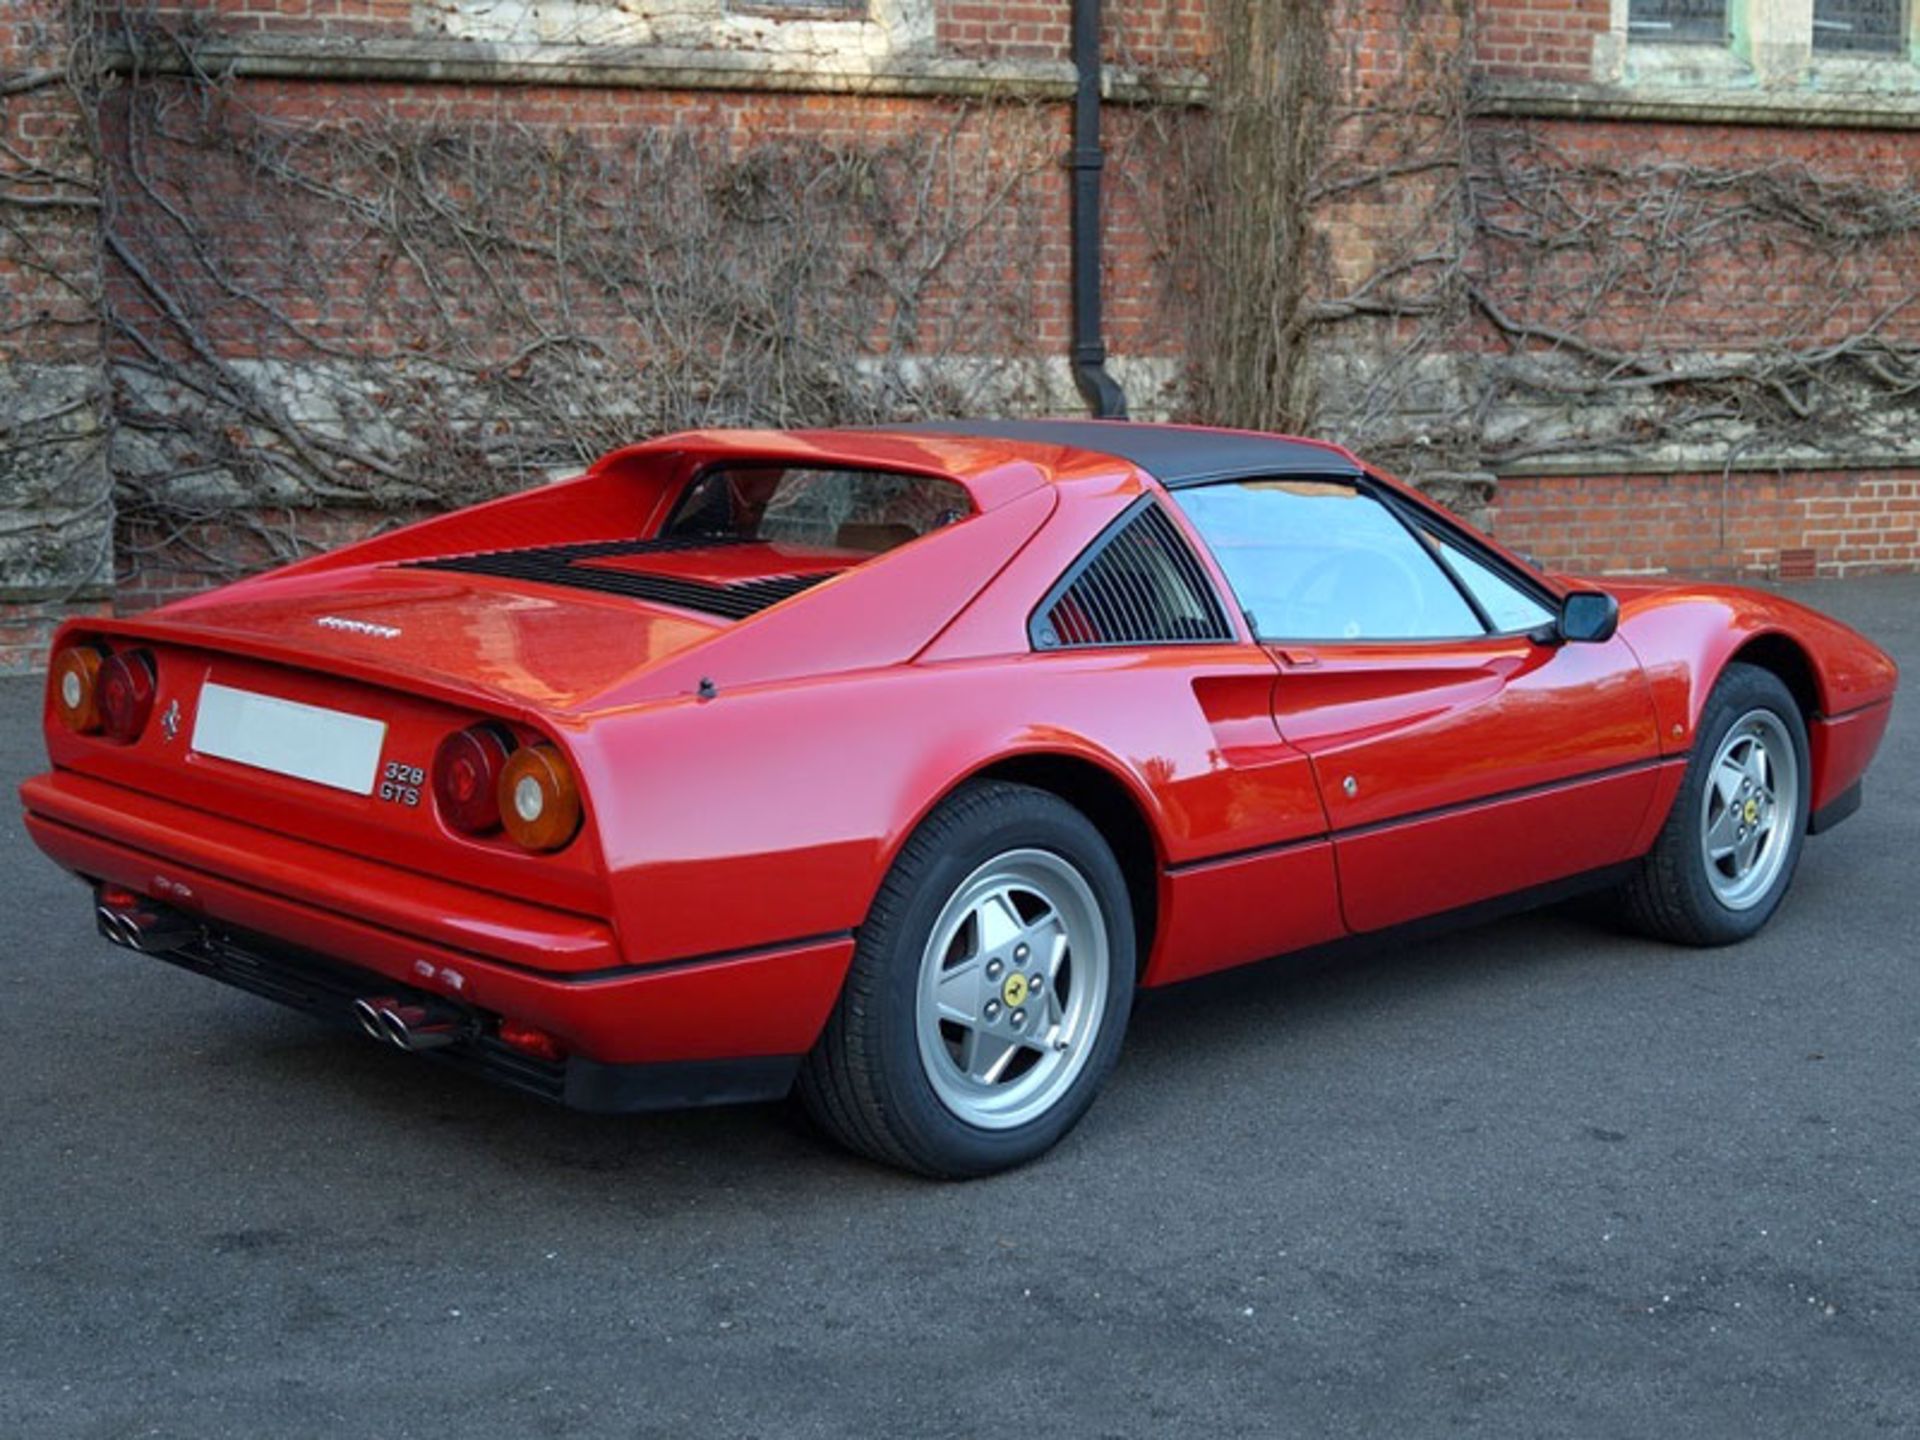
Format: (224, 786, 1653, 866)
(20, 421, 1898, 1175)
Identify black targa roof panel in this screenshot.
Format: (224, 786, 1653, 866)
(895, 419, 1363, 487)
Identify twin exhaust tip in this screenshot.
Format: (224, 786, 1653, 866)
(96, 901, 196, 955)
(93, 888, 465, 1054)
(352, 995, 460, 1052)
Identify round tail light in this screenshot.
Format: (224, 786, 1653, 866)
(52, 646, 106, 733)
(498, 742, 582, 852)
(97, 650, 157, 743)
(433, 724, 513, 835)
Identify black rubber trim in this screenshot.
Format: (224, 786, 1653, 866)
(556, 930, 857, 985)
(1330, 754, 1684, 842)
(1809, 779, 1862, 836)
(1164, 832, 1327, 876)
(1165, 753, 1687, 875)
(1820, 696, 1892, 723)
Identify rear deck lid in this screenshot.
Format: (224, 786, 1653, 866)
(147, 554, 784, 712)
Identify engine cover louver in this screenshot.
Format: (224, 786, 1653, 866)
(404, 538, 829, 622)
(1032, 501, 1234, 650)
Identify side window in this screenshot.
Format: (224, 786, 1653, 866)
(1170, 479, 1484, 642)
(1426, 534, 1557, 634)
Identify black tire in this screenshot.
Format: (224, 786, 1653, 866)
(1612, 662, 1811, 946)
(797, 779, 1136, 1178)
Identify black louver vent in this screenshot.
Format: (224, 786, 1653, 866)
(405, 538, 830, 621)
(1032, 501, 1234, 649)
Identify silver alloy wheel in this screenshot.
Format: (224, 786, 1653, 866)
(1700, 707, 1800, 911)
(913, 848, 1111, 1131)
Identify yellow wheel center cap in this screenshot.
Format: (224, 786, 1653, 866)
(1743, 798, 1760, 824)
(1001, 973, 1030, 1008)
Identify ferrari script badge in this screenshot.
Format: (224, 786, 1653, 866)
(318, 615, 402, 640)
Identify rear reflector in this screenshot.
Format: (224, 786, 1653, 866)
(498, 1019, 567, 1063)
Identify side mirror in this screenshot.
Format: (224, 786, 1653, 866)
(1558, 589, 1619, 644)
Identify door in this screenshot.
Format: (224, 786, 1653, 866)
(1169, 476, 1663, 932)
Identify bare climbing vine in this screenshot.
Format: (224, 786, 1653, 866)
(9, 0, 1920, 593)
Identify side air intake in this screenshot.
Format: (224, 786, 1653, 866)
(1031, 501, 1234, 650)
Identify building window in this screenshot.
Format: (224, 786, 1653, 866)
(1627, 0, 1729, 42)
(1812, 0, 1908, 52)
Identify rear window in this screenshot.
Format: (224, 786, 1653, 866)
(663, 466, 972, 554)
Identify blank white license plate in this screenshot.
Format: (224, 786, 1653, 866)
(190, 682, 389, 795)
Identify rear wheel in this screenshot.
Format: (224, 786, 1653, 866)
(1614, 663, 1810, 945)
(798, 780, 1135, 1177)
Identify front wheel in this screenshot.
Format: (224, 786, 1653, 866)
(797, 780, 1136, 1177)
(1613, 662, 1810, 946)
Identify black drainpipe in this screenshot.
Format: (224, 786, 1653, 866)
(1069, 0, 1128, 419)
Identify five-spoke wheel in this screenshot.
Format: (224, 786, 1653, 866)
(1700, 709, 1800, 911)
(1615, 662, 1811, 945)
(798, 780, 1135, 1177)
(915, 850, 1110, 1131)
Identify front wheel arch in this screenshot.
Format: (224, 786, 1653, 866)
(1728, 631, 1823, 739)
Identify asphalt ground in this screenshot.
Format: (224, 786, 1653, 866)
(1, 578, 1915, 1439)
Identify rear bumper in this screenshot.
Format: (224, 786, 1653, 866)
(111, 916, 801, 1111)
(22, 768, 855, 1070)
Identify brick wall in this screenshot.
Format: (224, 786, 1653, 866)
(1473, 0, 1609, 82)
(6, 0, 1920, 677)
(1494, 471, 1920, 579)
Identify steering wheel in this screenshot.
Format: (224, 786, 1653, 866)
(1279, 545, 1428, 640)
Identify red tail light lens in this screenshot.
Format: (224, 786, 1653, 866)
(433, 724, 514, 835)
(52, 646, 106, 733)
(97, 650, 157, 743)
(498, 742, 582, 852)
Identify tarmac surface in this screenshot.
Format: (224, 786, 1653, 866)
(1, 577, 1915, 1438)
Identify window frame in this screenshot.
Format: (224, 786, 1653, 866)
(1163, 470, 1565, 649)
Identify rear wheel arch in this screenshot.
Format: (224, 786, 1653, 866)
(970, 754, 1161, 974)
(882, 750, 1163, 978)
